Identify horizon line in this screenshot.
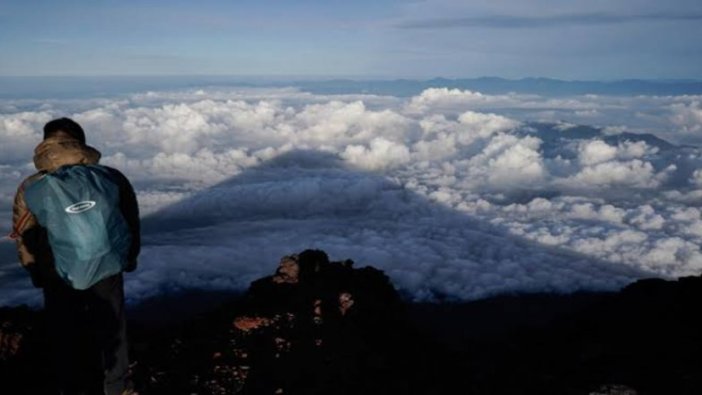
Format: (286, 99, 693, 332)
(1, 74, 702, 84)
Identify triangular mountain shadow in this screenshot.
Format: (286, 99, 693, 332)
(134, 148, 653, 309)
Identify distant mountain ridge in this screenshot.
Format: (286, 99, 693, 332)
(294, 77, 702, 96)
(2, 76, 702, 99)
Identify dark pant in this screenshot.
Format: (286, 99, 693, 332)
(43, 273, 130, 395)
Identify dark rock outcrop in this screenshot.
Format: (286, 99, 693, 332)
(135, 249, 427, 395)
(0, 306, 51, 394)
(1, 252, 702, 394)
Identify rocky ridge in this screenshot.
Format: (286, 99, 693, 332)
(2, 250, 702, 394)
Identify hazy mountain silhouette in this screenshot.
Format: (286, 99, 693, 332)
(293, 77, 702, 97)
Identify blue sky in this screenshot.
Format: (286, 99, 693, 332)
(1, 0, 701, 79)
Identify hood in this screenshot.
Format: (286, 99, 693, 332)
(33, 137, 101, 172)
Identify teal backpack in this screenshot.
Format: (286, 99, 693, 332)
(24, 164, 132, 290)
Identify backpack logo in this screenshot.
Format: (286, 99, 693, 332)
(65, 201, 96, 214)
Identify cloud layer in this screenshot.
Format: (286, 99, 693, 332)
(1, 86, 701, 305)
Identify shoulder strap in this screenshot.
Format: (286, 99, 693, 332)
(9, 174, 47, 240)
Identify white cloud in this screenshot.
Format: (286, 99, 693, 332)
(578, 140, 618, 165)
(102, 147, 265, 187)
(123, 101, 239, 154)
(671, 100, 702, 135)
(407, 88, 498, 113)
(566, 159, 661, 188)
(456, 111, 520, 143)
(410, 110, 520, 162)
(0, 111, 54, 162)
(483, 134, 545, 187)
(577, 139, 658, 166)
(627, 205, 665, 231)
(618, 140, 657, 159)
(641, 237, 702, 275)
(341, 138, 411, 170)
(559, 140, 673, 189)
(292, 101, 410, 144)
(136, 190, 191, 216)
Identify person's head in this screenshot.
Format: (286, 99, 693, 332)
(43, 118, 85, 144)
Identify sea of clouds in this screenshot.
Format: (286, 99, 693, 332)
(1, 86, 701, 305)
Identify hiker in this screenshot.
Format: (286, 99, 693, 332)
(11, 118, 140, 395)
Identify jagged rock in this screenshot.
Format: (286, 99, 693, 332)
(589, 384, 639, 395)
(233, 316, 274, 333)
(135, 249, 416, 395)
(271, 255, 300, 285)
(0, 306, 53, 394)
(202, 249, 411, 394)
(0, 321, 25, 360)
(0, 307, 36, 361)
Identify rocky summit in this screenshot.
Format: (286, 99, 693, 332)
(1, 250, 702, 394)
(134, 249, 419, 395)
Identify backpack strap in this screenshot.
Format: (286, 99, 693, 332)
(9, 177, 41, 240)
(9, 212, 32, 240)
